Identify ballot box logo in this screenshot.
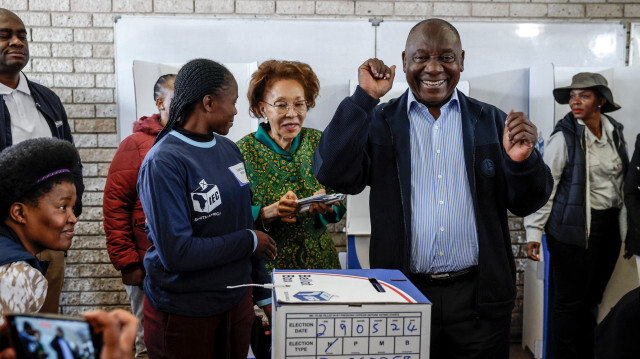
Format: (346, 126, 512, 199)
(293, 291, 333, 301)
(191, 179, 221, 213)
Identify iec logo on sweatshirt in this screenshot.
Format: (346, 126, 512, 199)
(191, 179, 221, 214)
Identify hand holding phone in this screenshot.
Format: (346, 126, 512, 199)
(5, 312, 101, 359)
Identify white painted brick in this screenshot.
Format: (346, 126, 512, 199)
(28, 43, 51, 57)
(52, 13, 92, 27)
(433, 2, 471, 17)
(1, 0, 27, 10)
(618, 0, 640, 3)
(92, 13, 118, 27)
(277, 1, 315, 14)
(75, 134, 98, 148)
(195, 0, 234, 13)
(96, 74, 115, 88)
(71, 0, 112, 12)
(569, 0, 604, 3)
(98, 134, 118, 148)
(74, 58, 114, 73)
(26, 73, 53, 87)
(14, 12, 50, 26)
(394, 2, 433, 17)
(82, 163, 98, 177)
(548, 4, 584, 17)
(32, 58, 73, 72)
(52, 88, 72, 103)
(74, 89, 113, 103)
(586, 4, 622, 17)
(510, 4, 548, 17)
(93, 44, 114, 58)
(626, 4, 640, 17)
(30, 0, 70, 11)
(472, 3, 509, 17)
(316, 1, 354, 15)
(96, 104, 116, 117)
(82, 192, 104, 207)
(54, 73, 95, 88)
(113, 0, 152, 12)
(65, 104, 95, 118)
(531, 0, 567, 2)
(52, 43, 92, 58)
(493, 0, 526, 3)
(236, 0, 275, 14)
(81, 177, 107, 191)
(154, 0, 194, 13)
(355, 1, 393, 16)
(79, 149, 116, 163)
(75, 118, 116, 132)
(74, 28, 114, 43)
(98, 163, 110, 176)
(32, 28, 73, 42)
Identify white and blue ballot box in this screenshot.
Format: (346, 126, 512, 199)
(271, 269, 431, 359)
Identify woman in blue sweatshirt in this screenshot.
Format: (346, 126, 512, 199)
(137, 59, 277, 358)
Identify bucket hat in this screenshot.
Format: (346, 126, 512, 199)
(552, 72, 620, 113)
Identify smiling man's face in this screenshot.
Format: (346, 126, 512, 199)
(402, 20, 464, 109)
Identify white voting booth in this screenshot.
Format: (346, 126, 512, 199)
(522, 64, 640, 358)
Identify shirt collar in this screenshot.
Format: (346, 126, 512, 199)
(577, 115, 612, 146)
(255, 122, 301, 155)
(406, 88, 460, 116)
(0, 72, 30, 96)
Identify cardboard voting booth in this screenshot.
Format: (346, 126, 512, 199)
(272, 269, 431, 359)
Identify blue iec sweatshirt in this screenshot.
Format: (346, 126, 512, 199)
(137, 130, 259, 317)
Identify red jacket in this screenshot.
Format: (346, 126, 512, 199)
(103, 114, 163, 271)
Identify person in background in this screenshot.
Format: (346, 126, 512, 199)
(49, 327, 78, 359)
(624, 134, 640, 280)
(103, 73, 175, 358)
(0, 8, 84, 315)
(237, 60, 345, 272)
(137, 59, 276, 358)
(0, 138, 79, 326)
(313, 18, 552, 358)
(525, 72, 627, 359)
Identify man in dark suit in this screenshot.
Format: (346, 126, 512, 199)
(314, 18, 552, 358)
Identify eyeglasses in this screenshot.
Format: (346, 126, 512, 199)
(263, 101, 308, 114)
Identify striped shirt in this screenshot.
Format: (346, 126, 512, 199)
(407, 90, 479, 274)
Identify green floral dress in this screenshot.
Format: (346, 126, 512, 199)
(237, 123, 345, 272)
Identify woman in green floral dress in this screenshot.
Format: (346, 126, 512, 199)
(237, 60, 345, 272)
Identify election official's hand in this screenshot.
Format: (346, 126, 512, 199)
(358, 58, 395, 99)
(254, 230, 277, 261)
(503, 110, 536, 162)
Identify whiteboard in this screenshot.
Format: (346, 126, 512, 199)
(630, 23, 640, 66)
(377, 21, 626, 117)
(115, 17, 375, 142)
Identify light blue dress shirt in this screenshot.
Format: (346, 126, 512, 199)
(407, 90, 479, 274)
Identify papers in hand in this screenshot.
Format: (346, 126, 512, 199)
(297, 193, 345, 212)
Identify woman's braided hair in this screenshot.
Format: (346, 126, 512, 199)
(155, 59, 233, 144)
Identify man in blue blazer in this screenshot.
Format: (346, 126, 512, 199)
(314, 18, 552, 358)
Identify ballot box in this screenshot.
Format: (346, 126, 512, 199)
(271, 269, 431, 359)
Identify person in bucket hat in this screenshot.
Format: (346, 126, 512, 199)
(525, 72, 628, 359)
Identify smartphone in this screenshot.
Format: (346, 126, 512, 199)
(4, 312, 102, 359)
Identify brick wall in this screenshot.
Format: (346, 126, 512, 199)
(5, 0, 639, 340)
